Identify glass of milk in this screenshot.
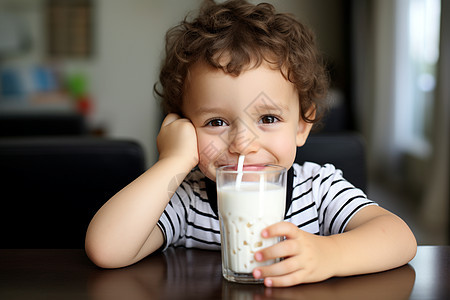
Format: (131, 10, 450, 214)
(216, 164, 286, 284)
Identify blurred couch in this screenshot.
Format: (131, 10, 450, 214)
(0, 137, 146, 248)
(0, 112, 87, 137)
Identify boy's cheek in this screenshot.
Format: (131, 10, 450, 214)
(196, 138, 222, 180)
(197, 132, 217, 153)
(197, 134, 229, 164)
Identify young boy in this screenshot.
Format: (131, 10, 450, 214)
(85, 0, 417, 287)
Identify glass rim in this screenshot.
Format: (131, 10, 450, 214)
(216, 164, 286, 175)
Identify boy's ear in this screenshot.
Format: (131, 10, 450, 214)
(296, 108, 315, 147)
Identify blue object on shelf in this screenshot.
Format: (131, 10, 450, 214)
(0, 68, 24, 98)
(33, 66, 57, 92)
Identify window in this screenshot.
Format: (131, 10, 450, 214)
(397, 0, 441, 157)
(46, 0, 93, 58)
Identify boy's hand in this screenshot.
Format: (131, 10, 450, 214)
(157, 113, 199, 169)
(252, 222, 338, 287)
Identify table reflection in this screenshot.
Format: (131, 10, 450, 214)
(88, 248, 222, 299)
(222, 265, 415, 300)
(87, 248, 415, 300)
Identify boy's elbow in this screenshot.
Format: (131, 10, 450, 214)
(400, 221, 418, 263)
(406, 230, 418, 262)
(85, 237, 129, 269)
(85, 242, 113, 269)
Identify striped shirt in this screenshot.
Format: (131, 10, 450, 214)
(157, 162, 377, 251)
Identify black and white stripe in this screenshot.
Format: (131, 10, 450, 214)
(158, 170, 221, 250)
(158, 162, 377, 251)
(285, 163, 375, 236)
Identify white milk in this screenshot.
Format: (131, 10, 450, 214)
(218, 182, 286, 273)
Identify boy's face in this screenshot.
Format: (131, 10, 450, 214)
(182, 61, 313, 181)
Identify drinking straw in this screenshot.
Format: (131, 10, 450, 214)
(236, 154, 245, 190)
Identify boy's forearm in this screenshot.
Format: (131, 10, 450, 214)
(85, 157, 193, 268)
(329, 209, 417, 277)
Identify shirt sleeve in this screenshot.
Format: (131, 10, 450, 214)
(306, 162, 378, 235)
(157, 181, 192, 251)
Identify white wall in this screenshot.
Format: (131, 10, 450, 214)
(85, 0, 202, 165)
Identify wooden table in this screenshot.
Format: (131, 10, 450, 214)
(0, 246, 449, 299)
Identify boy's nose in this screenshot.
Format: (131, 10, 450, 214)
(227, 120, 259, 155)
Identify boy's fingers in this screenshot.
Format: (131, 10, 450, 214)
(161, 113, 181, 127)
(264, 271, 306, 287)
(255, 239, 300, 262)
(254, 256, 302, 278)
(262, 221, 300, 240)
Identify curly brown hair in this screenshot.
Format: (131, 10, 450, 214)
(154, 0, 329, 125)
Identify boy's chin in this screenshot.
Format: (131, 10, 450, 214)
(198, 165, 217, 182)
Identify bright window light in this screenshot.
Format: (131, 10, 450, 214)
(408, 0, 441, 155)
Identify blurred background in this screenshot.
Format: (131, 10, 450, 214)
(0, 0, 448, 245)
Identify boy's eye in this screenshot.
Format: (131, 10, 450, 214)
(206, 119, 227, 127)
(259, 115, 280, 124)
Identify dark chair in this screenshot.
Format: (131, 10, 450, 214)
(0, 112, 87, 137)
(295, 133, 367, 193)
(0, 137, 146, 248)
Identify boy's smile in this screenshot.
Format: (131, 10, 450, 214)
(182, 61, 313, 181)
